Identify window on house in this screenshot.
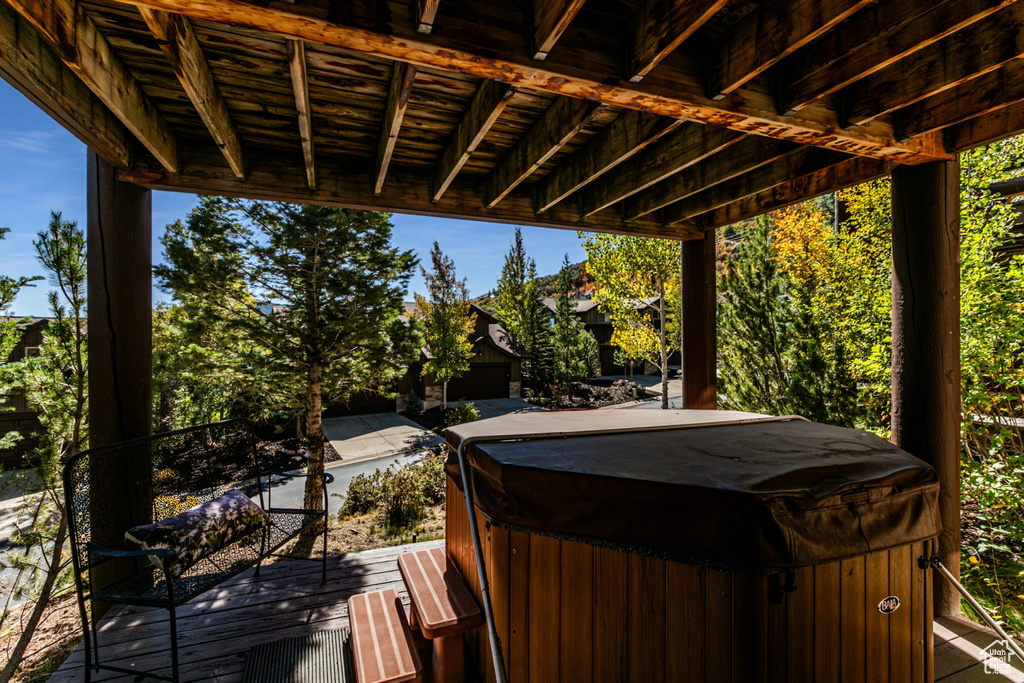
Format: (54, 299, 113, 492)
(23, 347, 40, 359)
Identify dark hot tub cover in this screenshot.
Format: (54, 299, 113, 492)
(445, 410, 940, 571)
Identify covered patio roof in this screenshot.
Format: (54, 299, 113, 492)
(1, 0, 1010, 239)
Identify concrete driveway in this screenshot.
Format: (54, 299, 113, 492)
(467, 397, 544, 420)
(322, 413, 443, 465)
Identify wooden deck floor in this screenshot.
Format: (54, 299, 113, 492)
(48, 541, 1024, 682)
(50, 541, 444, 683)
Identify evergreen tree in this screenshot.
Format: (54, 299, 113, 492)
(0, 228, 41, 370)
(157, 198, 419, 520)
(551, 255, 598, 386)
(494, 228, 551, 388)
(414, 242, 475, 407)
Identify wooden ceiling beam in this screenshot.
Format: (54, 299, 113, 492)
(899, 62, 1024, 139)
(110, 0, 948, 163)
(532, 0, 587, 60)
(628, 0, 727, 83)
(0, 3, 132, 168)
(579, 124, 744, 217)
(139, 8, 244, 178)
(286, 39, 316, 190)
(8, 0, 177, 171)
(415, 0, 440, 34)
(431, 79, 516, 203)
(841, 1, 1024, 127)
(662, 147, 848, 225)
(709, 0, 872, 100)
(121, 146, 704, 240)
(482, 97, 602, 208)
(782, 0, 1013, 114)
(624, 136, 795, 220)
(943, 98, 1024, 153)
(374, 62, 417, 195)
(697, 156, 893, 230)
(535, 111, 683, 213)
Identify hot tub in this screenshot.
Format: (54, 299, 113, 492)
(444, 410, 941, 682)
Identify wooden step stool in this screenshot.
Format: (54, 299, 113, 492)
(398, 547, 484, 683)
(347, 588, 424, 683)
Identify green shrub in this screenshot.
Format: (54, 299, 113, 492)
(340, 469, 384, 517)
(415, 451, 447, 505)
(445, 399, 479, 427)
(376, 465, 425, 535)
(402, 389, 423, 414)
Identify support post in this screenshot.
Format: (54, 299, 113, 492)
(680, 230, 716, 409)
(87, 150, 153, 606)
(891, 158, 961, 618)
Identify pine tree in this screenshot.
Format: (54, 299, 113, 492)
(551, 255, 598, 387)
(414, 242, 476, 407)
(494, 228, 551, 389)
(157, 198, 420, 520)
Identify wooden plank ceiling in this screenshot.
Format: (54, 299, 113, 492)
(0, 0, 1020, 239)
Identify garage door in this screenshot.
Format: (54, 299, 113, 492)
(447, 363, 510, 400)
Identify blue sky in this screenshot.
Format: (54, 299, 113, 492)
(0, 79, 587, 316)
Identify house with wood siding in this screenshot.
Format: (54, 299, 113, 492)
(0, 317, 49, 468)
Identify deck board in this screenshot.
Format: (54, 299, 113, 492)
(50, 541, 443, 683)
(48, 547, 1024, 682)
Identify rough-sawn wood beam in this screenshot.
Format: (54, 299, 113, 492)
(287, 39, 316, 190)
(374, 62, 417, 195)
(579, 124, 744, 217)
(532, 0, 587, 60)
(109, 0, 949, 163)
(431, 79, 516, 203)
(624, 136, 795, 220)
(628, 0, 727, 83)
(781, 0, 1014, 114)
(482, 97, 602, 208)
(7, 0, 177, 172)
(535, 110, 683, 213)
(0, 3, 132, 168)
(139, 7, 244, 178)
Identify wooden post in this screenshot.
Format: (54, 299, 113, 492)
(87, 150, 153, 604)
(891, 158, 961, 618)
(680, 230, 716, 409)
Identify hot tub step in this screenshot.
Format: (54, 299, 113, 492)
(347, 589, 423, 683)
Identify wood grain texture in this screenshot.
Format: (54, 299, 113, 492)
(482, 96, 601, 207)
(842, 1, 1024, 126)
(891, 160, 961, 617)
(286, 39, 315, 189)
(680, 231, 717, 410)
(532, 0, 587, 60)
(415, 0, 440, 33)
(662, 146, 848, 225)
(138, 8, 244, 177)
(0, 3, 132, 168)
(697, 155, 892, 229)
(580, 124, 744, 216)
(624, 136, 795, 220)
(431, 79, 516, 202)
(628, 0, 727, 82)
(374, 61, 417, 195)
(111, 0, 949, 163)
(783, 0, 1014, 112)
(8, 0, 177, 170)
(536, 111, 682, 213)
(710, 0, 872, 98)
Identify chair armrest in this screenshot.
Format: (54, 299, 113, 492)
(262, 470, 335, 484)
(86, 542, 176, 560)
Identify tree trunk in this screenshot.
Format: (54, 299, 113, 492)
(443, 381, 448, 408)
(302, 362, 325, 534)
(0, 515, 68, 683)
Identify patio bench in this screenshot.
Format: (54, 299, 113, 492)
(63, 419, 333, 683)
(348, 588, 424, 683)
(397, 546, 484, 683)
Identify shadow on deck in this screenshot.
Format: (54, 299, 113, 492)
(50, 540, 444, 683)
(48, 539, 1024, 682)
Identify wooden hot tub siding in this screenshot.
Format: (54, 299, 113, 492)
(445, 477, 935, 683)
